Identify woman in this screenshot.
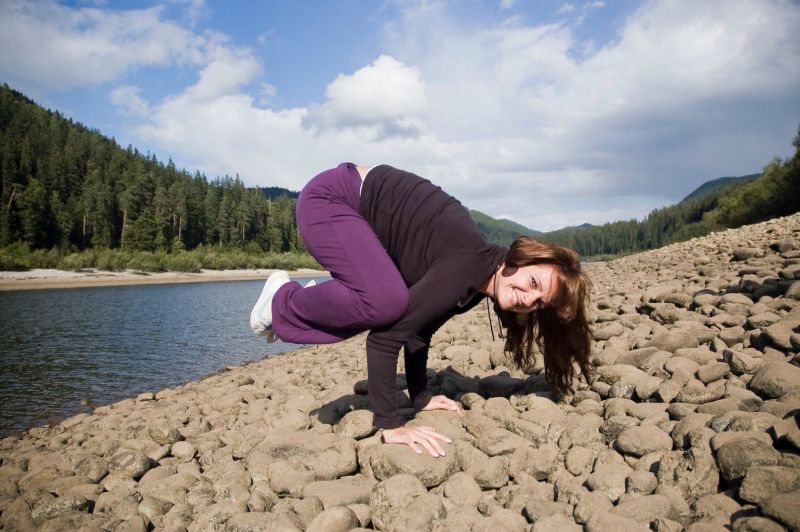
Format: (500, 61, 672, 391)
(250, 163, 592, 457)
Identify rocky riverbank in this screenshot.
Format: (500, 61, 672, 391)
(1, 213, 799, 531)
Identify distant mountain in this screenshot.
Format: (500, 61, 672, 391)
(468, 209, 539, 245)
(559, 222, 595, 231)
(680, 174, 759, 203)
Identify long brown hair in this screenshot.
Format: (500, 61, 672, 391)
(493, 236, 592, 394)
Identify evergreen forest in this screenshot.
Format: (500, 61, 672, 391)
(0, 85, 313, 272)
(1, 83, 798, 271)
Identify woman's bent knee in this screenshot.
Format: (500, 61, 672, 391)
(364, 285, 409, 327)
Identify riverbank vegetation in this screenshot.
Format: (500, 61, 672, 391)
(0, 242, 319, 272)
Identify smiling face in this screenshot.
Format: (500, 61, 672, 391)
(494, 263, 559, 313)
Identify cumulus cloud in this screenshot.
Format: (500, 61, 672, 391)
(302, 55, 427, 138)
(0, 0, 203, 92)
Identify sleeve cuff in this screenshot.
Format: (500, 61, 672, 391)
(372, 414, 405, 430)
(412, 390, 433, 411)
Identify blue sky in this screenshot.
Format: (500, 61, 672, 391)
(1, 0, 799, 231)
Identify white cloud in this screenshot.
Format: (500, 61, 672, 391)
(500, 0, 517, 9)
(0, 0, 204, 92)
(303, 55, 427, 136)
(110, 85, 150, 116)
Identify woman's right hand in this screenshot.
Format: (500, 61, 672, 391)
(381, 425, 452, 457)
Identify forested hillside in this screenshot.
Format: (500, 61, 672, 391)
(538, 133, 800, 259)
(468, 209, 540, 245)
(0, 85, 301, 260)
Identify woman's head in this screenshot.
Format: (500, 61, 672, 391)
(492, 263, 559, 314)
(494, 236, 593, 395)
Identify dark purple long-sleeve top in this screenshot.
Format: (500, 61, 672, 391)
(358, 165, 508, 428)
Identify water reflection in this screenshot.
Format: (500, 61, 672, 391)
(0, 276, 325, 437)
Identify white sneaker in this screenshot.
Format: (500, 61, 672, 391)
(250, 271, 290, 336)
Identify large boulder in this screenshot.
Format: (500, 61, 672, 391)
(370, 444, 459, 488)
(303, 477, 377, 508)
(615, 425, 673, 457)
(739, 466, 800, 504)
(369, 474, 445, 531)
(759, 490, 800, 531)
(657, 448, 719, 502)
(748, 362, 800, 399)
(715, 437, 781, 482)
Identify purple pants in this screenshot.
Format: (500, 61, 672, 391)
(271, 163, 410, 343)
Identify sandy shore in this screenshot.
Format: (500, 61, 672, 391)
(0, 268, 330, 291)
(0, 213, 799, 531)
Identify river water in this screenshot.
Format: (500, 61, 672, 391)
(0, 277, 324, 437)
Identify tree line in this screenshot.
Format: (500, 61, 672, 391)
(0, 84, 302, 259)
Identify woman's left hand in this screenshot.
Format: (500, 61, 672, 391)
(421, 395, 464, 417)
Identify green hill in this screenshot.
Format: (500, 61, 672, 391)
(680, 174, 759, 202)
(468, 209, 539, 245)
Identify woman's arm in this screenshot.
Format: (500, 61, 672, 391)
(366, 254, 488, 445)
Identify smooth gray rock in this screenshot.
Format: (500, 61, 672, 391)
(732, 516, 786, 532)
(303, 477, 378, 508)
(108, 449, 152, 480)
(691, 493, 741, 524)
(696, 363, 729, 384)
(442, 471, 482, 507)
(585, 511, 649, 532)
(370, 443, 459, 488)
(646, 332, 700, 353)
(715, 436, 781, 482)
(306, 507, 359, 532)
(254, 432, 358, 481)
(149, 425, 183, 445)
(532, 513, 582, 532)
(759, 490, 800, 531)
(613, 494, 674, 523)
(616, 425, 673, 457)
(586, 463, 631, 502)
(739, 465, 800, 504)
(334, 410, 376, 439)
(748, 362, 800, 399)
(764, 319, 800, 350)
